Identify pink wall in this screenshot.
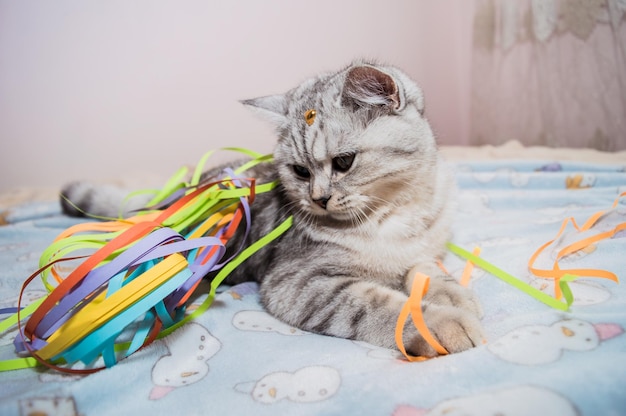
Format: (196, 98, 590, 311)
(416, 1, 474, 147)
(0, 0, 473, 191)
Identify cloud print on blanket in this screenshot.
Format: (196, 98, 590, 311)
(488, 319, 624, 365)
(352, 340, 405, 360)
(150, 323, 221, 400)
(392, 385, 578, 416)
(18, 396, 79, 416)
(232, 310, 308, 335)
(235, 366, 341, 404)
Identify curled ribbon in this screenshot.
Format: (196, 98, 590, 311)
(395, 272, 449, 362)
(527, 191, 624, 300)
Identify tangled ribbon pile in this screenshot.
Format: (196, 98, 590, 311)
(1, 149, 292, 373)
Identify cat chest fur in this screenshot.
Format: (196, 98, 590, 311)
(312, 209, 433, 278)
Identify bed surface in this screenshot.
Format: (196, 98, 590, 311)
(1, 141, 625, 415)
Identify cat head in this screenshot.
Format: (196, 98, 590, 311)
(242, 61, 439, 224)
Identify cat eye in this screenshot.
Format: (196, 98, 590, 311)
(332, 154, 356, 173)
(292, 165, 311, 179)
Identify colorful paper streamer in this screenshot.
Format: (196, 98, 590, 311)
(2, 149, 293, 373)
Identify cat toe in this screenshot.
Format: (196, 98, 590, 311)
(406, 304, 485, 357)
(435, 312, 484, 354)
(425, 277, 484, 318)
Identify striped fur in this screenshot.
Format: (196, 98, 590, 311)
(62, 61, 484, 356)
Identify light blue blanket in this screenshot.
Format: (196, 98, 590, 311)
(1, 160, 625, 415)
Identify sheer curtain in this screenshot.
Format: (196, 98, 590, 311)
(470, 0, 626, 150)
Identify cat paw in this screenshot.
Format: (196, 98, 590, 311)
(405, 304, 485, 357)
(424, 276, 483, 318)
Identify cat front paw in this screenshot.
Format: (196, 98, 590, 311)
(405, 304, 485, 357)
(424, 276, 484, 319)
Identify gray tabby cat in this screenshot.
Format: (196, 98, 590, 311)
(62, 61, 484, 357)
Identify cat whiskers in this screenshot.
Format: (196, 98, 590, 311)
(290, 199, 318, 230)
(363, 194, 398, 214)
(348, 206, 370, 231)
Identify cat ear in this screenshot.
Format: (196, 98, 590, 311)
(342, 65, 402, 110)
(241, 94, 288, 125)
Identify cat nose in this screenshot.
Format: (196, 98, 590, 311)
(313, 196, 330, 209)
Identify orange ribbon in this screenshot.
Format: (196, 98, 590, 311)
(528, 191, 624, 299)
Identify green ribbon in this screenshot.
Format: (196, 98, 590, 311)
(446, 242, 576, 311)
